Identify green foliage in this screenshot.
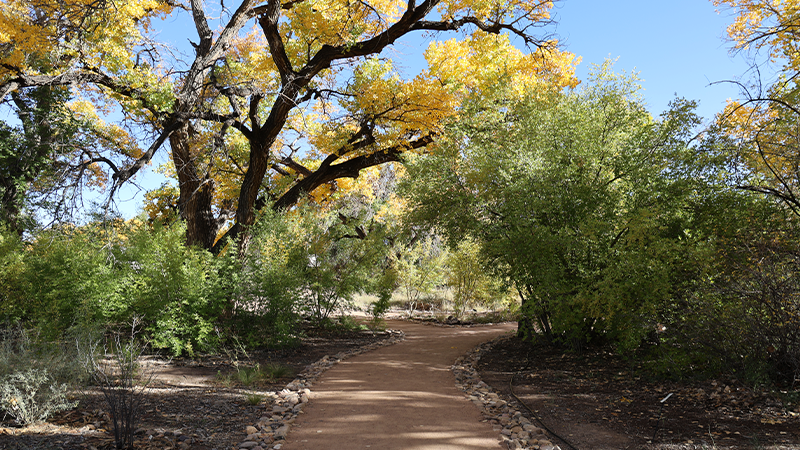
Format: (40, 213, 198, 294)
(113, 222, 230, 356)
(0, 220, 231, 356)
(232, 210, 305, 348)
(444, 237, 504, 317)
(395, 233, 447, 315)
(245, 393, 264, 405)
(293, 209, 385, 324)
(217, 362, 295, 387)
(403, 63, 706, 349)
(0, 368, 76, 426)
(0, 86, 100, 233)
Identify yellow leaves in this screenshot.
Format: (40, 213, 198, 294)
(715, 0, 800, 70)
(283, 0, 405, 50)
(143, 183, 179, 223)
(424, 31, 578, 100)
(68, 99, 143, 159)
(0, 0, 173, 79)
(222, 28, 281, 94)
(438, 0, 552, 24)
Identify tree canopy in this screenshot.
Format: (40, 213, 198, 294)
(715, 0, 800, 215)
(0, 0, 578, 249)
(402, 64, 707, 348)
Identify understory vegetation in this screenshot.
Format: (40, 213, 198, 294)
(1, 69, 799, 401)
(3, 1, 800, 448)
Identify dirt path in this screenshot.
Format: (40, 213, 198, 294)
(281, 319, 517, 450)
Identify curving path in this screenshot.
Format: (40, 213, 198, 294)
(281, 319, 517, 450)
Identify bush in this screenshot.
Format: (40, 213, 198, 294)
(396, 234, 446, 316)
(0, 220, 232, 356)
(0, 326, 92, 389)
(0, 368, 76, 426)
(116, 222, 230, 356)
(232, 210, 304, 348)
(444, 237, 504, 317)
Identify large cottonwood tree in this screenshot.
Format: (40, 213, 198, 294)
(0, 0, 577, 250)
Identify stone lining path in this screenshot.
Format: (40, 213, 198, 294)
(280, 319, 517, 450)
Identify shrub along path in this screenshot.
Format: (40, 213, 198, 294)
(280, 319, 516, 450)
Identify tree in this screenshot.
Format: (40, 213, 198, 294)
(0, 0, 578, 251)
(0, 85, 115, 233)
(403, 64, 704, 347)
(714, 0, 800, 216)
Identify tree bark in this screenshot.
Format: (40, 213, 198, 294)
(170, 124, 218, 249)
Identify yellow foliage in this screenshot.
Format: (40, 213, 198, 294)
(0, 0, 172, 78)
(2, 0, 580, 234)
(715, 0, 800, 71)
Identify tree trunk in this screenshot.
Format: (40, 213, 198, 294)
(170, 124, 218, 249)
(0, 181, 22, 236)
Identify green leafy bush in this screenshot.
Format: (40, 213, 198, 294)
(402, 64, 708, 350)
(0, 220, 232, 356)
(395, 234, 446, 315)
(231, 210, 305, 348)
(444, 237, 504, 317)
(115, 222, 230, 355)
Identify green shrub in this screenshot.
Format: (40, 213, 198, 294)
(0, 220, 233, 356)
(232, 211, 304, 348)
(0, 368, 76, 426)
(396, 234, 446, 315)
(263, 362, 294, 380)
(444, 237, 504, 317)
(116, 222, 230, 356)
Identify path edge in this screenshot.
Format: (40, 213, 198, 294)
(237, 329, 406, 450)
(452, 334, 561, 450)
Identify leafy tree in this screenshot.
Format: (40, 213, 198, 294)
(714, 0, 800, 216)
(0, 0, 578, 250)
(444, 237, 504, 317)
(0, 86, 93, 233)
(404, 64, 705, 348)
(395, 232, 447, 314)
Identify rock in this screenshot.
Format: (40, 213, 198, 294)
(239, 441, 259, 449)
(523, 424, 543, 433)
(246, 426, 258, 435)
(275, 425, 290, 439)
(539, 440, 555, 450)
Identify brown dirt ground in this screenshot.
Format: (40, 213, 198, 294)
(478, 335, 800, 450)
(280, 319, 516, 450)
(0, 329, 392, 450)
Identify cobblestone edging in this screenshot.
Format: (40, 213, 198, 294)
(236, 329, 405, 450)
(452, 336, 561, 450)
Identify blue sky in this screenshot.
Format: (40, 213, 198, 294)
(554, 0, 752, 122)
(116, 0, 755, 218)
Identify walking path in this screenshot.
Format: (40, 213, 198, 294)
(281, 319, 517, 450)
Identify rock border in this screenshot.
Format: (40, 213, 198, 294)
(237, 329, 405, 450)
(452, 335, 561, 450)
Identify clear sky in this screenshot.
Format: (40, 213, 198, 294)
(115, 0, 755, 218)
(554, 0, 752, 123)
